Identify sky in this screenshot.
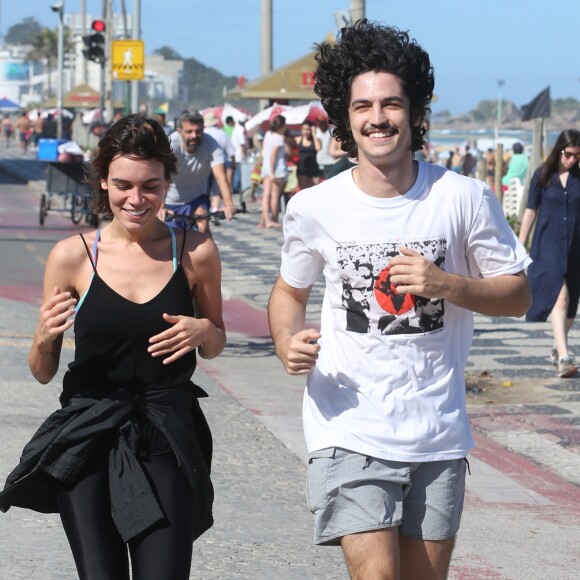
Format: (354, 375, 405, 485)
(2, 0, 579, 115)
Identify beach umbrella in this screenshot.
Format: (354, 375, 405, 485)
(43, 108, 74, 119)
(304, 101, 328, 123)
(280, 104, 311, 126)
(0, 97, 20, 112)
(82, 108, 101, 124)
(26, 108, 74, 121)
(200, 103, 253, 127)
(245, 103, 290, 134)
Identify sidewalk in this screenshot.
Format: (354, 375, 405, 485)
(204, 200, 580, 579)
(1, 151, 579, 578)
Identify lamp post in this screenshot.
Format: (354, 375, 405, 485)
(51, 1, 65, 140)
(495, 78, 505, 143)
(351, 0, 365, 23)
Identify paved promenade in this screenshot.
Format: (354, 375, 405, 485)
(1, 152, 579, 578)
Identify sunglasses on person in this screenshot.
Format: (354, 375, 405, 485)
(561, 150, 580, 161)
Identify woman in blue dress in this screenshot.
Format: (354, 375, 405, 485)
(519, 129, 580, 378)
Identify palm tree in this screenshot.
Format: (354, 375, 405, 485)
(27, 27, 72, 100)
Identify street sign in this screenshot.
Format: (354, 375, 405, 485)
(111, 40, 145, 80)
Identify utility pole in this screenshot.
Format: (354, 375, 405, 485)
(52, 1, 65, 139)
(260, 0, 272, 109)
(81, 0, 87, 84)
(131, 0, 140, 113)
(104, 0, 113, 122)
(98, 0, 106, 122)
(350, 0, 365, 23)
(495, 79, 505, 145)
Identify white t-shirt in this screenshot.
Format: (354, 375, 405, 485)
(165, 131, 225, 205)
(261, 131, 287, 178)
(204, 126, 235, 161)
(231, 124, 247, 163)
(280, 162, 531, 462)
(316, 128, 335, 167)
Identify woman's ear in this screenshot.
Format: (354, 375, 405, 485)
(100, 178, 108, 191)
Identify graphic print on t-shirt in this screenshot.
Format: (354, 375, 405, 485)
(338, 238, 446, 336)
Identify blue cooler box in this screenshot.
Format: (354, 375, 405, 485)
(37, 139, 69, 161)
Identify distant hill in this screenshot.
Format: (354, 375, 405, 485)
(431, 98, 580, 131)
(180, 57, 257, 113)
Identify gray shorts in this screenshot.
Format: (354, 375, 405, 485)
(307, 447, 467, 545)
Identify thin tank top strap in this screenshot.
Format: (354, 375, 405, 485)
(179, 228, 187, 265)
(91, 229, 100, 268)
(167, 224, 177, 272)
(75, 228, 100, 313)
(79, 230, 99, 272)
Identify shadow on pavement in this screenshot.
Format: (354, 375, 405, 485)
(0, 159, 46, 185)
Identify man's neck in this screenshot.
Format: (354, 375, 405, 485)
(353, 157, 418, 199)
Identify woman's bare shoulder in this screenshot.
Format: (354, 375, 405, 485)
(183, 230, 219, 260)
(48, 231, 96, 269)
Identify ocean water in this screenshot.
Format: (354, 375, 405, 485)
(429, 128, 560, 153)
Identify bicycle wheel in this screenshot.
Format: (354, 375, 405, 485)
(71, 194, 84, 224)
(239, 183, 261, 207)
(39, 193, 47, 225)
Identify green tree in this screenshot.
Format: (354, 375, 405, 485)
(154, 46, 182, 60)
(553, 98, 579, 115)
(4, 17, 42, 45)
(28, 28, 58, 98)
(27, 27, 72, 100)
(182, 57, 238, 109)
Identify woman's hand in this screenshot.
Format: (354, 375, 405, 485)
(36, 287, 77, 345)
(148, 313, 210, 364)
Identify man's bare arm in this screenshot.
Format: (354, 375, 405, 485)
(211, 163, 236, 218)
(390, 247, 531, 317)
(268, 276, 320, 375)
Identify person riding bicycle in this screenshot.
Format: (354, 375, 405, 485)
(165, 110, 236, 234)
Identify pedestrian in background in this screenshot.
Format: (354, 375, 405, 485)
(259, 114, 288, 228)
(485, 147, 496, 189)
(2, 114, 13, 147)
(295, 120, 322, 190)
(15, 112, 31, 153)
(315, 116, 336, 178)
(501, 142, 529, 191)
(519, 129, 580, 378)
(203, 110, 236, 214)
(461, 144, 477, 177)
(0, 114, 225, 579)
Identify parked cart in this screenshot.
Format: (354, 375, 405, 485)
(39, 162, 99, 227)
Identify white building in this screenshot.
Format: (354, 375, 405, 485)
(0, 12, 183, 110)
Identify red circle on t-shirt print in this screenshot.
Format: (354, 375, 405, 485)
(374, 266, 416, 314)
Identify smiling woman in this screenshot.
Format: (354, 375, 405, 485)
(0, 114, 227, 579)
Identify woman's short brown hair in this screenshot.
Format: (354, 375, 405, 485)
(88, 114, 177, 214)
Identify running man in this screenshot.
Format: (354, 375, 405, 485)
(268, 20, 531, 578)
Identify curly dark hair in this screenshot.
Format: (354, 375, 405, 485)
(88, 114, 177, 214)
(537, 129, 580, 188)
(314, 19, 434, 156)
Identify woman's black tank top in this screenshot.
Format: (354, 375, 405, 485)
(62, 226, 197, 402)
(297, 138, 320, 176)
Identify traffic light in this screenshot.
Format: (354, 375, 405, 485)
(82, 20, 106, 63)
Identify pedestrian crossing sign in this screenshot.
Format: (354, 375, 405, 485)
(112, 40, 145, 80)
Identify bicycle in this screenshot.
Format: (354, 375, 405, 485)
(40, 162, 99, 227)
(165, 202, 247, 231)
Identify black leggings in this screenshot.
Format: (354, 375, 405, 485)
(56, 451, 195, 580)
